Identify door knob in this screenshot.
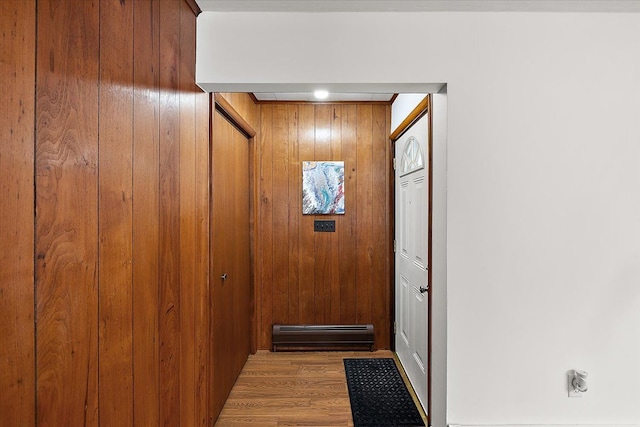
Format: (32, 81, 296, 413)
(419, 286, 428, 294)
(221, 273, 227, 280)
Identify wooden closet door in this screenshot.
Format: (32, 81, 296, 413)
(210, 108, 251, 422)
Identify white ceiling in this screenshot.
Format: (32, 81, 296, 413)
(253, 92, 394, 102)
(196, 0, 640, 100)
(196, 0, 640, 13)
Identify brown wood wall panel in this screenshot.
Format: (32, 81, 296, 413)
(98, 1, 135, 425)
(329, 106, 343, 324)
(132, 0, 160, 425)
(194, 90, 210, 427)
(258, 106, 274, 346)
(340, 106, 358, 325)
(297, 105, 316, 326)
(372, 105, 392, 347)
(219, 93, 258, 130)
(35, 0, 100, 425)
(179, 3, 197, 426)
(1, 0, 209, 425)
(313, 105, 332, 324)
(158, 0, 182, 424)
(0, 1, 36, 425)
(286, 105, 301, 325)
(257, 103, 391, 350)
(271, 105, 290, 326)
(355, 106, 374, 325)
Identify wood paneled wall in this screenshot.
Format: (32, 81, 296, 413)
(1, 0, 210, 425)
(256, 104, 392, 350)
(219, 93, 259, 130)
(0, 1, 36, 425)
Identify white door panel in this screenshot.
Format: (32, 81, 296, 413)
(395, 112, 429, 411)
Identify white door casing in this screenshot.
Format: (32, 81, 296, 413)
(395, 112, 429, 411)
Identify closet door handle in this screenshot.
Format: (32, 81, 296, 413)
(221, 273, 227, 280)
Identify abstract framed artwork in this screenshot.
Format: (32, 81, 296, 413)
(302, 161, 345, 214)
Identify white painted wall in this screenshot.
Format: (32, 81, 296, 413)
(430, 89, 448, 427)
(391, 93, 428, 132)
(197, 11, 640, 427)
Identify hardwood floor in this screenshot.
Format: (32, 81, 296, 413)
(214, 350, 427, 426)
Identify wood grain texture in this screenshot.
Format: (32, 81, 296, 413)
(219, 93, 259, 131)
(179, 3, 197, 426)
(214, 350, 428, 427)
(340, 106, 358, 325)
(214, 93, 256, 137)
(0, 1, 35, 425)
(35, 0, 100, 425)
(330, 106, 343, 324)
(210, 108, 252, 423)
(194, 89, 210, 427)
(371, 104, 392, 348)
(297, 105, 316, 326)
(132, 0, 160, 425)
(5, 0, 207, 424)
(257, 104, 392, 350)
(287, 105, 301, 325)
(313, 104, 332, 324)
(158, 0, 182, 424)
(231, 112, 252, 378)
(211, 109, 234, 420)
(259, 105, 274, 346)
(98, 1, 134, 425)
(355, 105, 374, 326)
(271, 105, 290, 327)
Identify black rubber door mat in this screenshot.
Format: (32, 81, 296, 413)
(343, 358, 425, 427)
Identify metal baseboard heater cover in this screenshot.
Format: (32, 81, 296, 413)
(272, 324, 374, 351)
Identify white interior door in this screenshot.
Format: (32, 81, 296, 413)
(395, 112, 429, 411)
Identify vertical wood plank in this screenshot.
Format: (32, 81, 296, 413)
(179, 3, 197, 426)
(158, 0, 181, 424)
(271, 105, 290, 326)
(330, 105, 343, 324)
(251, 104, 261, 354)
(98, 1, 135, 424)
(194, 71, 210, 427)
(287, 105, 300, 325)
(355, 105, 374, 325)
(371, 105, 390, 349)
(132, 0, 160, 425)
(298, 105, 316, 325)
(259, 106, 274, 349)
(313, 104, 332, 324)
(339, 105, 358, 325)
(0, 1, 35, 425)
(35, 0, 100, 424)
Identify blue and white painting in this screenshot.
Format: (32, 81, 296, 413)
(302, 161, 345, 214)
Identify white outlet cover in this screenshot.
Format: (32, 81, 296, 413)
(568, 376, 583, 397)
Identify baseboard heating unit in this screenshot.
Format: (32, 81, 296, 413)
(272, 324, 374, 351)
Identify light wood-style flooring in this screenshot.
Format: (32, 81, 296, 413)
(214, 350, 427, 427)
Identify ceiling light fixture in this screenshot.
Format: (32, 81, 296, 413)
(314, 89, 329, 100)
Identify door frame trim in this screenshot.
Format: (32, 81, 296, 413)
(390, 95, 432, 424)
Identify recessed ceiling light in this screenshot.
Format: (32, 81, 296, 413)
(314, 89, 329, 100)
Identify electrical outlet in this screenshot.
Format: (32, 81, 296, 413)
(568, 370, 588, 397)
(314, 220, 335, 232)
